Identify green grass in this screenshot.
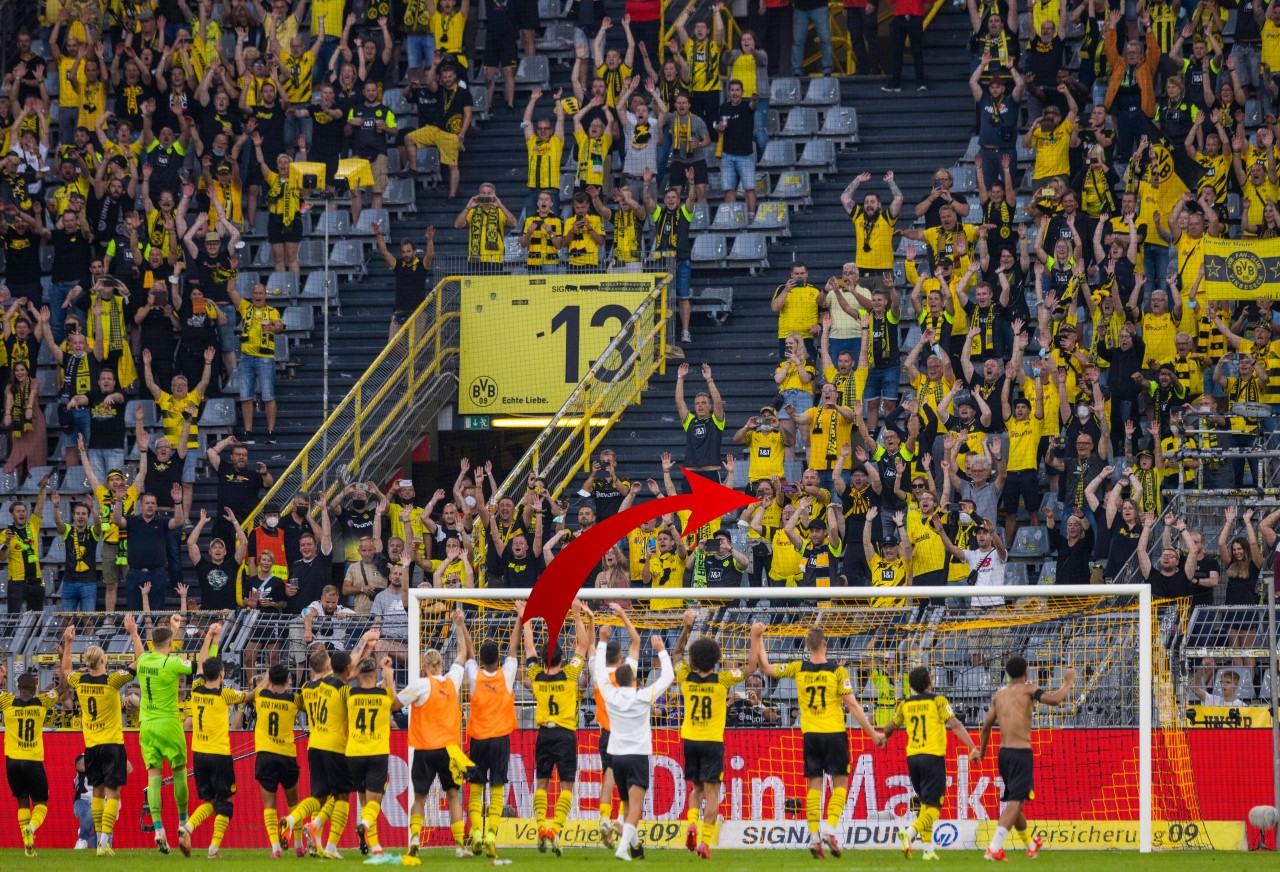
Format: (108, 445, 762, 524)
(4, 848, 1280, 870)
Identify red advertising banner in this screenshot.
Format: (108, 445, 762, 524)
(0, 729, 1266, 850)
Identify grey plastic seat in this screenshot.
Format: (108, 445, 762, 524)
(313, 209, 351, 237)
(818, 107, 859, 141)
(796, 140, 836, 171)
(124, 399, 159, 429)
(266, 271, 300, 300)
(301, 270, 339, 302)
(688, 203, 710, 232)
(750, 202, 790, 233)
(383, 178, 416, 210)
(352, 208, 387, 236)
(757, 140, 796, 170)
(770, 78, 802, 107)
(1008, 525, 1050, 560)
(198, 398, 238, 428)
(801, 77, 840, 107)
(236, 271, 261, 296)
(726, 232, 768, 267)
(779, 107, 819, 137)
(710, 202, 748, 232)
(282, 306, 315, 335)
(329, 241, 366, 271)
(516, 56, 550, 89)
(689, 234, 727, 265)
(296, 239, 327, 268)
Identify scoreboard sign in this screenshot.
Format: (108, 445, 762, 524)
(458, 273, 664, 415)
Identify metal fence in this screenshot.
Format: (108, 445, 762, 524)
(244, 279, 461, 526)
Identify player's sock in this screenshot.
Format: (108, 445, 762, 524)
(146, 773, 165, 832)
(534, 789, 548, 829)
(618, 801, 627, 823)
(17, 807, 31, 830)
(172, 767, 190, 825)
(92, 797, 104, 835)
(805, 788, 821, 835)
(468, 788, 484, 837)
(410, 813, 424, 838)
(329, 799, 349, 844)
(187, 802, 214, 833)
(486, 786, 506, 837)
(366, 817, 381, 851)
(450, 820, 466, 848)
(553, 789, 573, 834)
(317, 797, 335, 826)
(990, 826, 1009, 852)
(599, 800, 612, 825)
(211, 815, 230, 848)
(289, 797, 321, 827)
(915, 805, 939, 845)
(705, 819, 721, 847)
(1012, 825, 1028, 848)
(102, 798, 120, 836)
(30, 804, 46, 832)
(264, 808, 280, 847)
(621, 823, 638, 850)
(825, 787, 848, 829)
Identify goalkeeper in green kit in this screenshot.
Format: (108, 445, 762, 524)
(127, 614, 209, 854)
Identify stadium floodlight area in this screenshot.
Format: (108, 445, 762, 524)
(403, 584, 1228, 854)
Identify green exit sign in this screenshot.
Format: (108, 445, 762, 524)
(463, 416, 490, 431)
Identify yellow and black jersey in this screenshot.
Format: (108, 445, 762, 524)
(596, 62, 632, 106)
(526, 655, 585, 730)
(523, 215, 562, 267)
(676, 661, 744, 742)
(68, 670, 134, 747)
(191, 678, 246, 756)
(892, 692, 955, 757)
(775, 660, 851, 733)
(683, 40, 721, 91)
(868, 554, 910, 607)
(0, 690, 56, 761)
(525, 134, 563, 191)
(301, 675, 349, 753)
(255, 688, 303, 757)
(346, 685, 395, 757)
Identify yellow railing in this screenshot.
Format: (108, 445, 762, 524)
(243, 278, 461, 526)
(492, 276, 672, 503)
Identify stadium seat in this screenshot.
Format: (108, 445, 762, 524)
(778, 107, 819, 137)
(710, 203, 748, 232)
(726, 233, 769, 273)
(471, 85, 491, 121)
(383, 178, 417, 212)
(125, 399, 159, 430)
(198, 398, 238, 428)
(328, 241, 367, 277)
(17, 468, 54, 495)
(283, 305, 314, 337)
(236, 271, 261, 296)
(689, 203, 710, 232)
(796, 140, 837, 176)
(297, 239, 327, 268)
(516, 56, 551, 90)
(749, 202, 791, 238)
(757, 140, 797, 170)
(801, 77, 840, 108)
(537, 0, 561, 20)
(313, 209, 351, 237)
(60, 465, 92, 495)
(1008, 525, 1050, 560)
(351, 208, 387, 236)
(243, 211, 269, 238)
(43, 534, 66, 567)
(384, 87, 410, 116)
(951, 164, 977, 194)
(266, 271, 300, 300)
(770, 172, 812, 207)
(818, 107, 859, 143)
(690, 233, 727, 267)
(770, 78, 802, 107)
(536, 22, 574, 51)
(301, 270, 340, 304)
(690, 286, 734, 325)
(251, 242, 275, 269)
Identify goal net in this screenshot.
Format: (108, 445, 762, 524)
(408, 584, 1216, 853)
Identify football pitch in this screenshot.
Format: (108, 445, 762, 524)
(4, 849, 1280, 870)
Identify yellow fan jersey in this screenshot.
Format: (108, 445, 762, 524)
(0, 691, 56, 761)
(676, 661, 745, 742)
(346, 685, 395, 757)
(68, 670, 134, 747)
(301, 676, 349, 753)
(255, 688, 303, 757)
(527, 656, 585, 730)
(191, 679, 247, 755)
(893, 693, 955, 757)
(775, 661, 851, 733)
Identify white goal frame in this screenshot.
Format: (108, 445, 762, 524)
(408, 584, 1154, 853)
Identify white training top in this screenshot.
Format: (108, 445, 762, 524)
(397, 662, 465, 708)
(593, 642, 674, 757)
(465, 656, 518, 693)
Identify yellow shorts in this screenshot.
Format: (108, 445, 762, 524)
(405, 125, 461, 166)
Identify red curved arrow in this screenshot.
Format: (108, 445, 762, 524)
(528, 468, 758, 658)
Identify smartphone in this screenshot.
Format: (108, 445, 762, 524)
(782, 484, 798, 495)
(476, 195, 494, 204)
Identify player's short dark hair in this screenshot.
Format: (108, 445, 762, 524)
(605, 639, 622, 666)
(330, 651, 352, 676)
(357, 657, 377, 675)
(689, 637, 721, 673)
(615, 663, 635, 687)
(805, 627, 826, 652)
(202, 657, 224, 681)
(909, 666, 931, 694)
(541, 641, 563, 668)
(479, 640, 500, 668)
(152, 626, 174, 647)
(16, 672, 37, 694)
(1005, 654, 1028, 679)
(268, 663, 290, 685)
(309, 648, 331, 674)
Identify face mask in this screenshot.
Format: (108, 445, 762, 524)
(959, 513, 973, 525)
(352, 498, 367, 510)
(265, 516, 279, 528)
(1077, 405, 1090, 420)
(464, 495, 477, 508)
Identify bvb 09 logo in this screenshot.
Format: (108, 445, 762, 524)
(470, 376, 498, 407)
(1226, 251, 1266, 292)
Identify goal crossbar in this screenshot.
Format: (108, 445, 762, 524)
(408, 584, 1154, 852)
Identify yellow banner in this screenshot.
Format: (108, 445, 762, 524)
(974, 820, 1243, 850)
(1202, 236, 1280, 300)
(458, 273, 664, 415)
(1186, 704, 1273, 728)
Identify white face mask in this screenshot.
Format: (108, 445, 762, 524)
(463, 495, 477, 508)
(265, 516, 279, 528)
(1076, 405, 1090, 420)
(959, 513, 973, 525)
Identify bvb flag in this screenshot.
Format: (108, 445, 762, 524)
(1201, 236, 1280, 301)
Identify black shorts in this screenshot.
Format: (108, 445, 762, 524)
(468, 735, 511, 785)
(998, 747, 1035, 803)
(308, 747, 352, 799)
(193, 751, 237, 802)
(267, 213, 304, 244)
(598, 728, 614, 772)
(535, 726, 578, 782)
(1001, 470, 1040, 516)
(611, 754, 650, 794)
(484, 23, 519, 69)
(6, 759, 48, 802)
(348, 755, 390, 794)
(907, 754, 947, 808)
(683, 739, 726, 784)
(84, 743, 129, 790)
(802, 732, 851, 779)
(511, 0, 540, 30)
(669, 158, 709, 187)
(411, 747, 458, 794)
(255, 751, 300, 793)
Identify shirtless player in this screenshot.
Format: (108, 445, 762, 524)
(976, 654, 1075, 861)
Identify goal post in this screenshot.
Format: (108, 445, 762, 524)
(407, 584, 1184, 853)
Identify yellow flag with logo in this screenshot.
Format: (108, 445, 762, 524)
(1201, 236, 1280, 300)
